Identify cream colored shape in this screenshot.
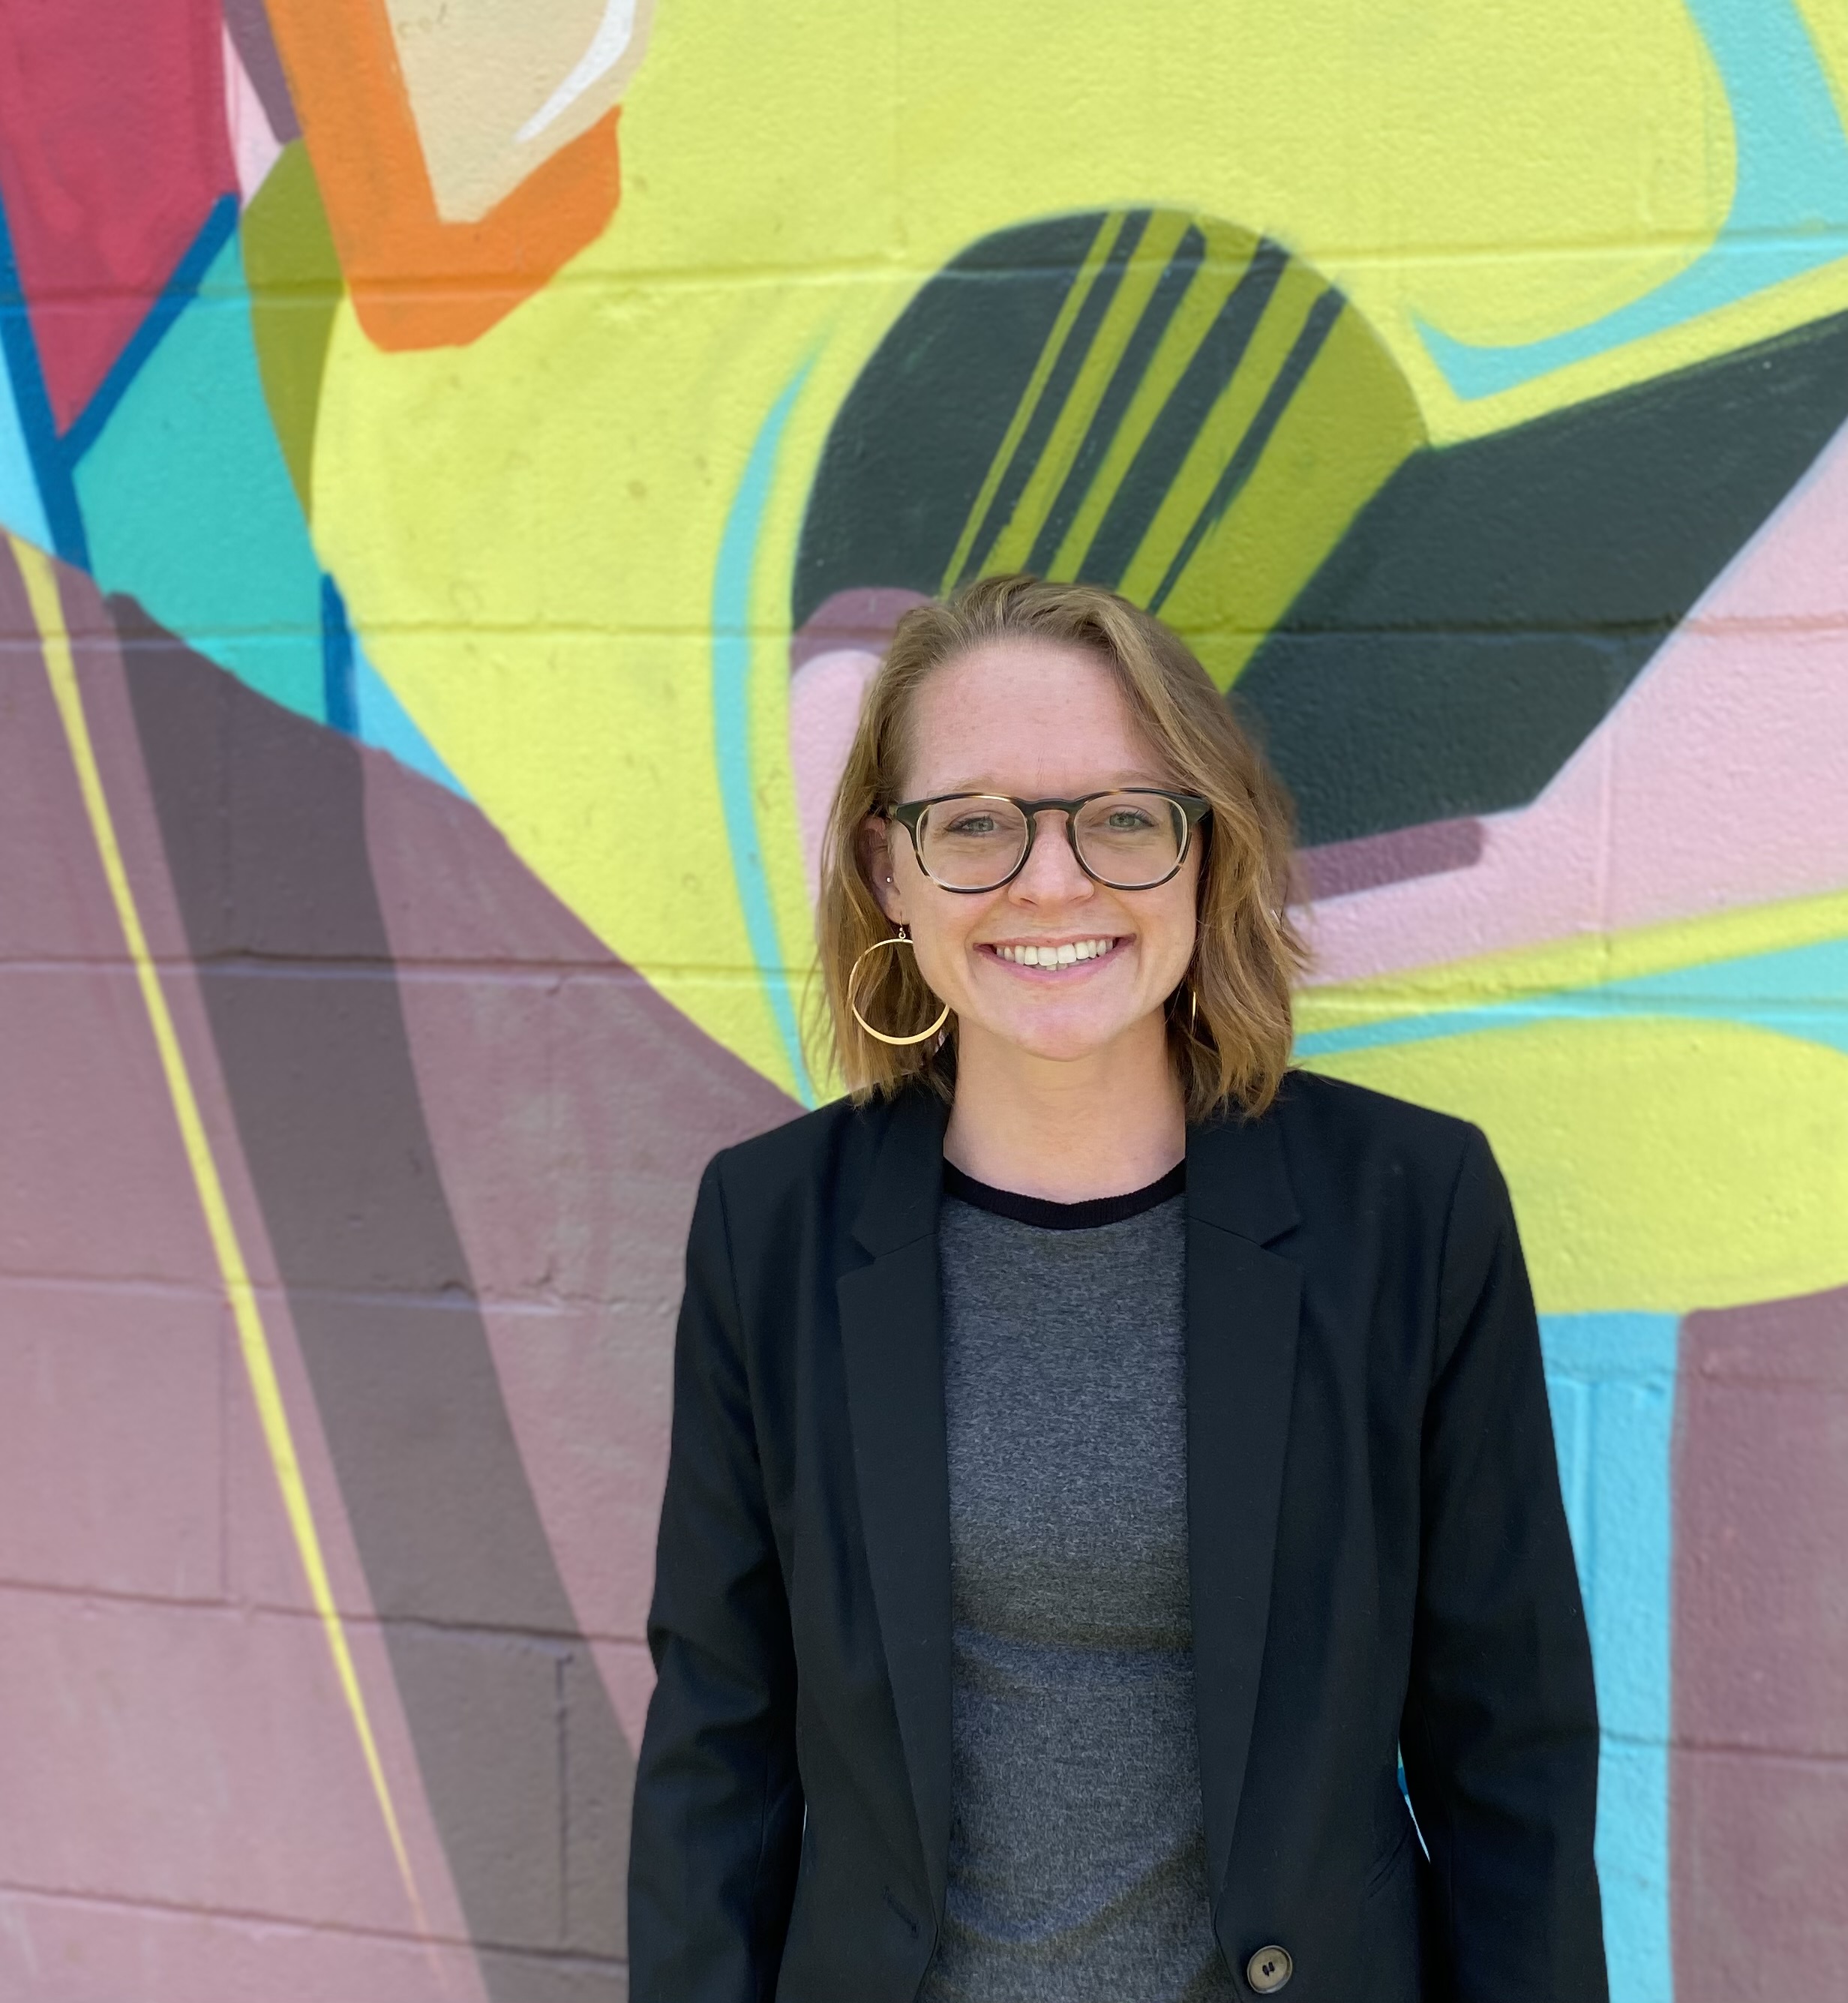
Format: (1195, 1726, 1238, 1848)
(386, 0, 656, 223)
(518, 0, 638, 142)
(1305, 1018, 1848, 1314)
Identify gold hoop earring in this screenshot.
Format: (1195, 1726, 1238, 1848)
(848, 928, 951, 1047)
(1172, 980, 1202, 1040)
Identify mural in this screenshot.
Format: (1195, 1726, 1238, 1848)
(2, 2, 1846, 1999)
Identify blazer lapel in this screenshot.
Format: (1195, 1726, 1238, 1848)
(837, 1090, 953, 1910)
(1185, 1106, 1304, 1906)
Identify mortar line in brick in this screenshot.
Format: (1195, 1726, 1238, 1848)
(0, 953, 776, 983)
(0, 1878, 630, 1968)
(0, 1576, 236, 1614)
(82, 610, 1848, 643)
(218, 1296, 231, 1606)
(241, 1598, 651, 1652)
(55, 223, 1823, 296)
(557, 1651, 571, 1947)
(0, 1266, 678, 1316)
(1668, 1737, 1848, 1763)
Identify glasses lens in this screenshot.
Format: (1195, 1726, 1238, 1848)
(918, 796, 1030, 890)
(1073, 792, 1185, 887)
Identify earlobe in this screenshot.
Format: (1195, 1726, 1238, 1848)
(859, 815, 904, 923)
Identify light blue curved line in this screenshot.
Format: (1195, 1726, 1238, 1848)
(1417, 0, 1848, 400)
(713, 362, 815, 1104)
(1298, 928, 1848, 1064)
(1539, 1311, 1678, 2003)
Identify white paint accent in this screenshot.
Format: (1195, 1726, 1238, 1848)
(516, 0, 638, 143)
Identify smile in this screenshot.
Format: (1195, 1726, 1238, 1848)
(986, 937, 1122, 968)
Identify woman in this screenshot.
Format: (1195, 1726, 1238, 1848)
(628, 575, 1606, 2002)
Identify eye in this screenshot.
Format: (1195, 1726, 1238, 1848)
(1103, 806, 1158, 831)
(941, 811, 1000, 838)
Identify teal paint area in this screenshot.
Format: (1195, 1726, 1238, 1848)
(714, 363, 815, 1104)
(352, 643, 466, 798)
(1296, 929, 1848, 1067)
(72, 226, 326, 722)
(1541, 1312, 1679, 2003)
(1418, 0, 1848, 398)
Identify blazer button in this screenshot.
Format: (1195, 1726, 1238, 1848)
(1246, 1944, 1292, 1992)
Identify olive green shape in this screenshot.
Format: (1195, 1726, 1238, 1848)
(242, 142, 344, 518)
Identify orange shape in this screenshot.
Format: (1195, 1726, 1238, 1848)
(263, 0, 622, 351)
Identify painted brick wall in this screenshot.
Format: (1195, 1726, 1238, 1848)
(2, 5, 1846, 1999)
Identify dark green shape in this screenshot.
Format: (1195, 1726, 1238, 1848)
(794, 212, 1111, 629)
(1024, 222, 1208, 578)
(1078, 239, 1285, 593)
(1238, 309, 1848, 847)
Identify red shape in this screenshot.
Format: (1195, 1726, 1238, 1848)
(0, 0, 236, 431)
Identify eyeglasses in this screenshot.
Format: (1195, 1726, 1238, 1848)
(886, 789, 1210, 894)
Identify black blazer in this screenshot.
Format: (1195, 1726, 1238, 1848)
(628, 1070, 1606, 2003)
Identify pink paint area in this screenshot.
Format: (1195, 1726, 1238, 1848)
(222, 20, 282, 200)
(1300, 416, 1848, 984)
(790, 645, 880, 898)
(790, 586, 928, 671)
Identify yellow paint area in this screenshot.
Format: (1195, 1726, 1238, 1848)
(1142, 265, 1424, 692)
(1298, 883, 1848, 1040)
(310, 0, 1848, 1093)
(1304, 1017, 1848, 1315)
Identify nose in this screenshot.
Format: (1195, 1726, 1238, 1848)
(1008, 809, 1092, 905)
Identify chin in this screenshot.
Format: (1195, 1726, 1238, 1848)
(994, 1009, 1142, 1065)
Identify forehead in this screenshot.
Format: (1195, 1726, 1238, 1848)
(902, 637, 1160, 793)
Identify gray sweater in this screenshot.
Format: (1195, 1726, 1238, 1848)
(918, 1167, 1236, 2003)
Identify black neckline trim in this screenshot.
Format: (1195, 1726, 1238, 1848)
(942, 1159, 1186, 1231)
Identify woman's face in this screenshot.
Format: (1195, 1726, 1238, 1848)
(868, 638, 1201, 1068)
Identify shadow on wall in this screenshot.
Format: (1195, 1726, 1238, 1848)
(0, 539, 793, 1997)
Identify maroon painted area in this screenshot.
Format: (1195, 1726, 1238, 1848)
(0, 0, 236, 429)
(106, 581, 794, 1986)
(1, 552, 470, 1979)
(1673, 1284, 1848, 2001)
(1294, 815, 1485, 902)
(0, 1590, 434, 1935)
(0, 1278, 224, 1600)
(2, 544, 797, 1997)
(0, 1887, 621, 2003)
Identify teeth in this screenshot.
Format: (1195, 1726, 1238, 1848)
(994, 938, 1118, 965)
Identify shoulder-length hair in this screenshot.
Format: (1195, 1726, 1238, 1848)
(811, 574, 1306, 1121)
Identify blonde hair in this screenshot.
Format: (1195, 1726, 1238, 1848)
(810, 574, 1305, 1121)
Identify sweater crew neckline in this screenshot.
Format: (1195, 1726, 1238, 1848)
(942, 1159, 1186, 1232)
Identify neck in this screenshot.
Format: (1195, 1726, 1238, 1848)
(942, 1011, 1186, 1203)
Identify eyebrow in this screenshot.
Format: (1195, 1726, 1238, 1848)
(911, 774, 1173, 797)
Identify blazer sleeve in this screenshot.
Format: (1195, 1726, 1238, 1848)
(628, 1160, 803, 2003)
(1400, 1127, 1609, 2003)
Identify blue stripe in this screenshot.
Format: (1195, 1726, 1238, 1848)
(1540, 1313, 1679, 2003)
(1296, 928, 1848, 1066)
(321, 572, 358, 734)
(350, 642, 467, 797)
(63, 194, 239, 466)
(1418, 0, 1848, 398)
(712, 365, 814, 1102)
(0, 181, 88, 565)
